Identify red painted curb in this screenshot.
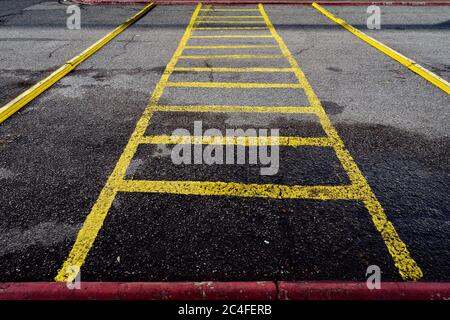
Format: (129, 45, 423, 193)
(0, 282, 276, 300)
(279, 282, 450, 300)
(73, 1, 450, 6)
(1, 281, 450, 300)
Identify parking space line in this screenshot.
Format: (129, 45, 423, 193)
(0, 3, 156, 124)
(140, 135, 332, 147)
(166, 81, 302, 88)
(312, 3, 450, 94)
(117, 180, 363, 201)
(173, 67, 294, 72)
(153, 105, 316, 113)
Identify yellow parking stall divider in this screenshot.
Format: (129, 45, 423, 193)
(0, 3, 156, 124)
(312, 3, 450, 95)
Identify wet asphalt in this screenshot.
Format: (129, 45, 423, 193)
(0, 1, 448, 282)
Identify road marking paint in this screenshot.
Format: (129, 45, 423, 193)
(193, 27, 268, 30)
(0, 3, 156, 124)
(153, 105, 317, 113)
(117, 180, 363, 201)
(191, 35, 273, 38)
(195, 21, 267, 24)
(54, 3, 203, 283)
(173, 67, 295, 72)
(185, 45, 278, 49)
(140, 135, 331, 147)
(258, 3, 423, 280)
(166, 81, 303, 89)
(312, 3, 450, 95)
(200, 9, 260, 12)
(178, 54, 284, 59)
(57, 3, 423, 283)
(196, 16, 264, 19)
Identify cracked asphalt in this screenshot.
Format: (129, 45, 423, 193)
(0, 1, 449, 282)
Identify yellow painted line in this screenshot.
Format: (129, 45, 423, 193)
(178, 54, 284, 59)
(196, 16, 264, 19)
(193, 27, 268, 30)
(54, 3, 203, 283)
(153, 105, 317, 114)
(173, 67, 295, 73)
(140, 135, 332, 147)
(117, 180, 363, 201)
(166, 81, 303, 89)
(0, 3, 156, 124)
(312, 3, 450, 95)
(259, 4, 423, 280)
(191, 35, 273, 38)
(200, 9, 260, 12)
(195, 21, 267, 24)
(185, 45, 278, 49)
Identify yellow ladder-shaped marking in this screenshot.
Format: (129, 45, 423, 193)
(55, 4, 423, 282)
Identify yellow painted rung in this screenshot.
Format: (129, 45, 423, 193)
(196, 16, 264, 19)
(195, 21, 267, 24)
(165, 81, 303, 89)
(178, 54, 284, 59)
(140, 135, 332, 147)
(153, 105, 318, 114)
(117, 180, 363, 201)
(193, 27, 268, 30)
(191, 35, 273, 38)
(173, 67, 294, 73)
(200, 9, 260, 12)
(184, 45, 278, 49)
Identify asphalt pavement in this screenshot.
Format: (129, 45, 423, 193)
(0, 1, 448, 282)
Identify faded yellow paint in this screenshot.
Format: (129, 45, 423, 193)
(173, 67, 294, 72)
(153, 105, 316, 113)
(193, 27, 268, 30)
(185, 45, 278, 49)
(140, 135, 332, 147)
(166, 81, 303, 89)
(178, 54, 284, 59)
(117, 180, 363, 201)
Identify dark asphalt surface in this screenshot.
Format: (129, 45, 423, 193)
(0, 1, 448, 282)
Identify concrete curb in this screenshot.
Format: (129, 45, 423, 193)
(73, 1, 450, 6)
(1, 282, 450, 300)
